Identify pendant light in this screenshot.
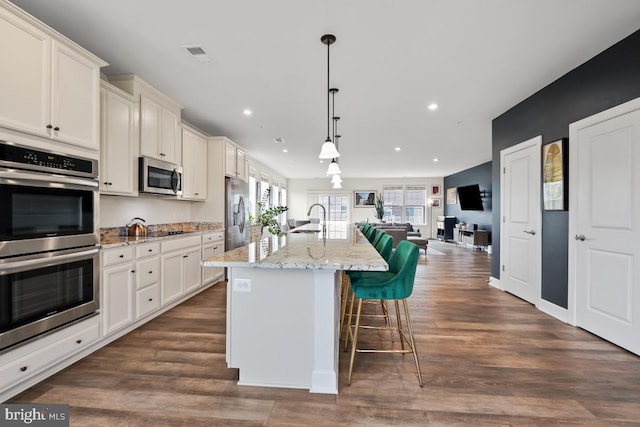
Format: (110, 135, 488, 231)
(331, 174, 342, 184)
(332, 181, 343, 189)
(319, 34, 340, 159)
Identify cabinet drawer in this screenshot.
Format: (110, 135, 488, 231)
(136, 257, 159, 290)
(161, 235, 201, 253)
(202, 231, 224, 245)
(102, 246, 134, 266)
(136, 242, 160, 259)
(136, 284, 160, 319)
(0, 320, 99, 390)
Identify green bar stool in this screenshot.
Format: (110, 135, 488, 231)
(364, 226, 377, 242)
(346, 240, 423, 387)
(341, 233, 393, 341)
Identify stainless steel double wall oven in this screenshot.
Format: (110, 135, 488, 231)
(0, 141, 99, 351)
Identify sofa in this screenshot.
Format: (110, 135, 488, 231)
(367, 223, 429, 254)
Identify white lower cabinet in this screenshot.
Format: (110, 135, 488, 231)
(202, 231, 225, 285)
(136, 284, 160, 318)
(0, 316, 100, 400)
(101, 247, 135, 336)
(161, 235, 203, 304)
(135, 242, 161, 319)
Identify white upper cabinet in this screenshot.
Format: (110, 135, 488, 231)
(222, 138, 248, 182)
(181, 125, 207, 201)
(140, 95, 180, 164)
(100, 81, 136, 195)
(0, 4, 105, 150)
(109, 75, 182, 165)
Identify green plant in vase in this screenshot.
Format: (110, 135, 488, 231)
(374, 195, 385, 222)
(252, 188, 288, 236)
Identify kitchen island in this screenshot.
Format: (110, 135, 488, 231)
(201, 223, 387, 394)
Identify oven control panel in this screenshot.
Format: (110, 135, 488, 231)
(0, 141, 97, 178)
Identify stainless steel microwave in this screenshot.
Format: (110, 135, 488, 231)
(139, 157, 182, 196)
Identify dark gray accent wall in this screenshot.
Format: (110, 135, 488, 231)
(492, 28, 640, 308)
(444, 161, 492, 235)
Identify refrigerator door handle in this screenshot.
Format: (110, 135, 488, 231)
(238, 196, 246, 233)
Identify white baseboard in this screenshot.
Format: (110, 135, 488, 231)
(488, 276, 502, 290)
(536, 298, 569, 323)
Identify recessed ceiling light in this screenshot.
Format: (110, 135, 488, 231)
(183, 45, 211, 63)
(282, 149, 288, 153)
(243, 109, 253, 116)
(433, 157, 439, 162)
(427, 103, 438, 111)
(394, 147, 401, 151)
(319, 160, 324, 163)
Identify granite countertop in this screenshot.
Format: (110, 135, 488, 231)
(202, 223, 388, 271)
(101, 227, 224, 249)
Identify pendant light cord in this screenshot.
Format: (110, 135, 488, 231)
(327, 41, 331, 142)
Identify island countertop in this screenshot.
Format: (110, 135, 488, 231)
(202, 223, 387, 271)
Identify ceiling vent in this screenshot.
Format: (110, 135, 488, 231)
(184, 45, 211, 63)
(273, 138, 286, 144)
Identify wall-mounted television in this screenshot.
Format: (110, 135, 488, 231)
(457, 184, 484, 210)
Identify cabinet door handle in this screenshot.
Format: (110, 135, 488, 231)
(131, 270, 135, 273)
(523, 230, 536, 235)
(183, 255, 188, 258)
(76, 339, 82, 344)
(53, 126, 60, 131)
(46, 124, 53, 129)
(19, 366, 27, 372)
(119, 254, 124, 258)
(148, 298, 153, 302)
(148, 270, 153, 274)
(148, 249, 153, 252)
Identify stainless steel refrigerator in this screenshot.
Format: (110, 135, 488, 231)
(226, 177, 249, 250)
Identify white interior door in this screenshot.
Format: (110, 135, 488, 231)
(569, 101, 640, 355)
(500, 136, 542, 305)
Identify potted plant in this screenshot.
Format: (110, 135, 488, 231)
(249, 188, 288, 236)
(374, 195, 385, 222)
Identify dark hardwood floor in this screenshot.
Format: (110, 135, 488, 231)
(10, 240, 640, 426)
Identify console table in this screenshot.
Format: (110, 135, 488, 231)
(453, 228, 490, 250)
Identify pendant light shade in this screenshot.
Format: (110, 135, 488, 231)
(332, 181, 342, 189)
(331, 174, 342, 184)
(319, 34, 340, 159)
(319, 139, 340, 159)
(326, 159, 341, 175)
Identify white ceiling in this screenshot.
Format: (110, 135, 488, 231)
(12, 0, 640, 179)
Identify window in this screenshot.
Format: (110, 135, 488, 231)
(405, 186, 426, 224)
(318, 194, 349, 223)
(382, 186, 403, 222)
(280, 187, 287, 225)
(381, 185, 426, 223)
(248, 170, 257, 218)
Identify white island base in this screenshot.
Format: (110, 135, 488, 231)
(226, 267, 341, 394)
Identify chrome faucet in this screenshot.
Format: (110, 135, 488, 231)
(307, 203, 327, 234)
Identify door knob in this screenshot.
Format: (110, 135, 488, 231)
(575, 234, 586, 241)
(523, 230, 536, 235)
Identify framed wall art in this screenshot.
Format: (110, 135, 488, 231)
(542, 138, 568, 210)
(430, 185, 441, 196)
(354, 191, 376, 207)
(431, 198, 441, 208)
(446, 187, 457, 204)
